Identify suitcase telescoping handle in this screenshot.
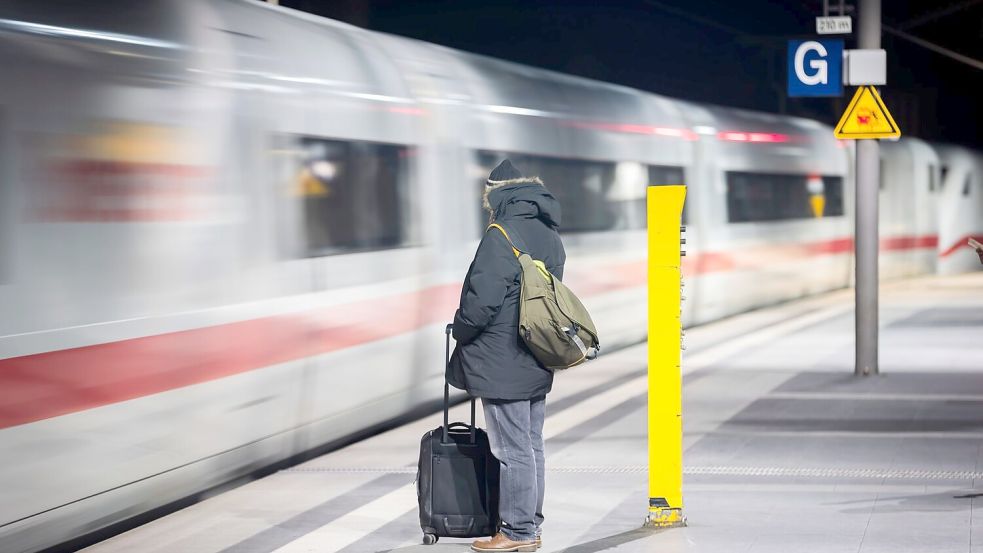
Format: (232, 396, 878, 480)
(444, 323, 477, 444)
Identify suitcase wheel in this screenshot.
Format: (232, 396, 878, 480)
(422, 533, 439, 545)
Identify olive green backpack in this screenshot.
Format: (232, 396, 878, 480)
(489, 224, 600, 370)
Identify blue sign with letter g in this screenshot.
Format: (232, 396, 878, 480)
(788, 39, 842, 97)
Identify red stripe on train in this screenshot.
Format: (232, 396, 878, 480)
(0, 285, 461, 430)
(939, 234, 983, 258)
(882, 235, 938, 251)
(0, 233, 938, 430)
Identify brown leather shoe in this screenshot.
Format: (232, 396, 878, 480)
(471, 532, 537, 552)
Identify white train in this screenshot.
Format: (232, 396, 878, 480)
(0, 1, 980, 551)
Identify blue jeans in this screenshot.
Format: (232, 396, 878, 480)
(481, 396, 546, 542)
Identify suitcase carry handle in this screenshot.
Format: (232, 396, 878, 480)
(444, 323, 477, 444)
(446, 422, 476, 432)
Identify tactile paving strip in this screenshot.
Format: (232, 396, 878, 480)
(684, 466, 983, 480)
(283, 466, 648, 474)
(283, 466, 983, 480)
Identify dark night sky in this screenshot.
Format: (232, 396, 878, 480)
(279, 0, 982, 148)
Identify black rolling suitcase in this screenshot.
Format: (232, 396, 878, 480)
(417, 324, 500, 545)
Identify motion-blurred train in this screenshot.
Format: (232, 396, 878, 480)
(1, 1, 981, 551)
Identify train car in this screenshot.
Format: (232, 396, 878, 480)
(0, 1, 977, 551)
(878, 138, 941, 279)
(678, 102, 852, 322)
(935, 144, 983, 274)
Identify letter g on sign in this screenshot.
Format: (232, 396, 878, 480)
(794, 41, 828, 86)
(787, 39, 841, 97)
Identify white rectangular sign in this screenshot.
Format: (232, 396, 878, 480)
(845, 49, 886, 85)
(816, 16, 852, 34)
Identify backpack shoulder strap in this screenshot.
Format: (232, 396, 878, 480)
(488, 224, 552, 281)
(487, 223, 520, 258)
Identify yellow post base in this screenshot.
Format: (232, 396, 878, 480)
(645, 506, 686, 528)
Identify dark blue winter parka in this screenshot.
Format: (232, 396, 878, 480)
(447, 177, 566, 400)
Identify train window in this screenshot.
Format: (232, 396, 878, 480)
(648, 165, 685, 187)
(475, 152, 615, 233)
(474, 152, 685, 233)
(822, 176, 845, 216)
(649, 165, 689, 224)
(726, 172, 843, 223)
(928, 165, 936, 192)
(963, 175, 972, 197)
(940, 166, 949, 189)
(283, 137, 409, 256)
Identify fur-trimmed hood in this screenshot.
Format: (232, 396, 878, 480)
(482, 176, 543, 210)
(483, 176, 561, 229)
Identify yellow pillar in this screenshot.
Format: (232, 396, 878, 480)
(646, 185, 686, 528)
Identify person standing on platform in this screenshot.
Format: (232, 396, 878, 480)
(448, 159, 566, 552)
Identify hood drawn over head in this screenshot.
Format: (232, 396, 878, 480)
(484, 176, 562, 229)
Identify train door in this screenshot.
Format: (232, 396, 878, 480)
(880, 140, 938, 278)
(374, 36, 481, 405)
(910, 141, 940, 275)
(256, 19, 432, 453)
(675, 102, 717, 324)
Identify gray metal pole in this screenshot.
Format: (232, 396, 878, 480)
(855, 0, 881, 376)
(860, 0, 881, 49)
(855, 139, 879, 376)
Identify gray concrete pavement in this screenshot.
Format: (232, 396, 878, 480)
(84, 273, 983, 553)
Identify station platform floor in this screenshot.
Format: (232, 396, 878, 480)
(83, 272, 983, 553)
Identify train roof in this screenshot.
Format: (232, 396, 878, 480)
(246, 0, 832, 134)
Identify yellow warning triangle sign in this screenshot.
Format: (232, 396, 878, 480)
(834, 86, 901, 139)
